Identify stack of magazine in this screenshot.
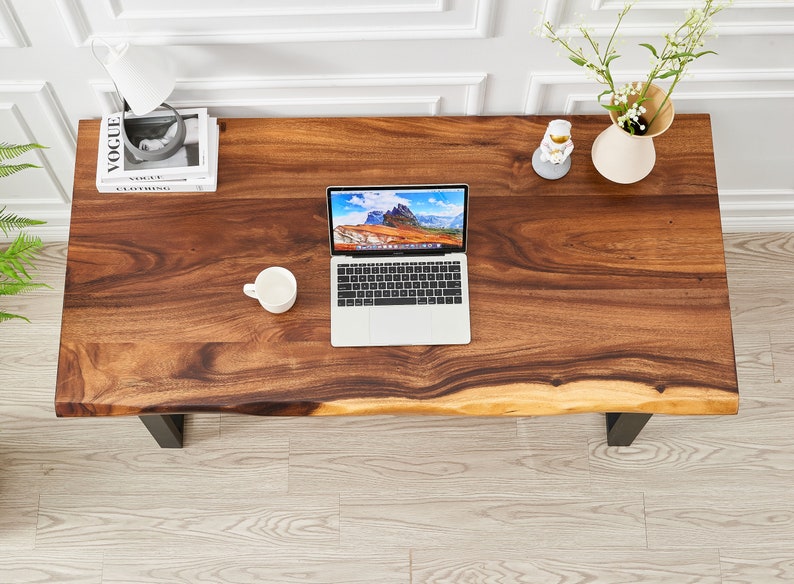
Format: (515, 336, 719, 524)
(96, 107, 218, 193)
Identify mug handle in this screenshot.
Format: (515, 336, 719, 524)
(243, 283, 257, 299)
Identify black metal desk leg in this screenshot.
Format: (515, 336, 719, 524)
(605, 413, 653, 446)
(139, 414, 185, 448)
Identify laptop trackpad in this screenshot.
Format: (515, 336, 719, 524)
(370, 306, 433, 346)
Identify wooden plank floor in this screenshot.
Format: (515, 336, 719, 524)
(1, 233, 792, 583)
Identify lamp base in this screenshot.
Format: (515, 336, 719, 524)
(120, 102, 186, 162)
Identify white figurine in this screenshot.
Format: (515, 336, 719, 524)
(532, 119, 573, 180)
(539, 119, 573, 165)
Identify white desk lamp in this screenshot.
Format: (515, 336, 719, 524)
(92, 40, 185, 162)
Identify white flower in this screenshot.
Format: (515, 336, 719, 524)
(540, 0, 730, 134)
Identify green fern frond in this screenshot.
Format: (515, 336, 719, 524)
(0, 142, 47, 161)
(2, 231, 43, 256)
(0, 232, 44, 282)
(0, 281, 48, 295)
(1, 142, 49, 324)
(0, 162, 40, 178)
(0, 206, 47, 237)
(0, 311, 31, 323)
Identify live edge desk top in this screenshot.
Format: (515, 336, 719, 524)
(57, 115, 738, 448)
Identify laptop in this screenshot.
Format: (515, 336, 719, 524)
(327, 184, 471, 347)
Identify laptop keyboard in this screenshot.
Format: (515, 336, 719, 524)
(336, 260, 463, 307)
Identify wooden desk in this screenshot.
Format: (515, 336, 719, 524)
(56, 115, 738, 447)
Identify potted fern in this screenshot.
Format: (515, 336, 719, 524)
(1, 142, 48, 323)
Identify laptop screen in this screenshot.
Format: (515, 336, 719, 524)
(327, 184, 468, 256)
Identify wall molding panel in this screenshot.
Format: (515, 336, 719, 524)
(0, 0, 28, 47)
(541, 0, 794, 36)
(0, 85, 74, 241)
(107, 0, 447, 18)
(92, 74, 488, 118)
(0, 83, 75, 206)
(525, 69, 794, 114)
(57, 0, 495, 46)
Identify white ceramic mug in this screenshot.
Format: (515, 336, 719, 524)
(243, 267, 297, 313)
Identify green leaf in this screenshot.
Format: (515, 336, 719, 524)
(5, 258, 32, 281)
(639, 43, 658, 58)
(658, 69, 681, 79)
(0, 143, 49, 324)
(4, 231, 43, 257)
(0, 162, 40, 179)
(694, 50, 717, 58)
(0, 232, 43, 282)
(568, 55, 587, 67)
(0, 142, 47, 161)
(601, 104, 624, 112)
(603, 68, 614, 86)
(604, 53, 621, 66)
(0, 311, 31, 323)
(0, 281, 48, 296)
(0, 262, 22, 282)
(0, 206, 47, 237)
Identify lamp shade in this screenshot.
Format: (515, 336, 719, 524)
(98, 42, 175, 115)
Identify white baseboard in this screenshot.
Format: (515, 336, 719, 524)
(0, 204, 71, 243)
(719, 190, 794, 232)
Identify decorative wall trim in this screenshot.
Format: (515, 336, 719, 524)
(0, 83, 76, 205)
(0, 204, 72, 242)
(107, 0, 447, 18)
(524, 69, 794, 114)
(595, 0, 794, 8)
(720, 190, 794, 233)
(6, 103, 68, 203)
(91, 74, 489, 117)
(542, 0, 794, 36)
(0, 92, 72, 240)
(0, 0, 28, 47)
(54, 0, 92, 46)
(524, 73, 583, 116)
(57, 0, 495, 46)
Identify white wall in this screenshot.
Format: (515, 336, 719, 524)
(1, 0, 793, 238)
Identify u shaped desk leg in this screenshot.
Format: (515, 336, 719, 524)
(605, 413, 653, 446)
(139, 413, 647, 448)
(139, 414, 185, 448)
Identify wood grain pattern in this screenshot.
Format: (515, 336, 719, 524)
(340, 493, 647, 548)
(0, 492, 39, 551)
(2, 233, 790, 582)
(0, 552, 103, 583)
(645, 488, 794, 549)
(589, 435, 794, 491)
(288, 434, 591, 494)
(1, 444, 288, 495)
(411, 549, 723, 584)
(771, 336, 794, 384)
(720, 551, 794, 584)
(100, 550, 408, 584)
(35, 494, 340, 549)
(56, 115, 737, 420)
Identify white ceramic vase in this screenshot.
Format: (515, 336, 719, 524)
(591, 83, 675, 184)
